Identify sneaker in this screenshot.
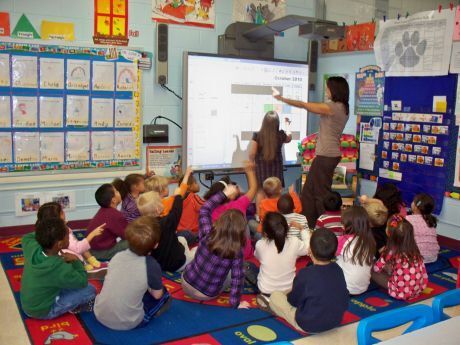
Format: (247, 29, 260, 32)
(70, 298, 95, 314)
(87, 262, 108, 273)
(256, 294, 273, 314)
(154, 293, 172, 318)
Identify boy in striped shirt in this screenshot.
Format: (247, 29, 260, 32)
(315, 192, 344, 236)
(278, 193, 308, 238)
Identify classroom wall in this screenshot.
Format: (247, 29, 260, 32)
(0, 0, 315, 228)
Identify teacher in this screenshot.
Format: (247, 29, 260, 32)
(273, 76, 349, 228)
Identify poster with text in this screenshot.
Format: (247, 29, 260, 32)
(152, 0, 215, 28)
(147, 145, 182, 180)
(355, 65, 385, 117)
(232, 0, 286, 24)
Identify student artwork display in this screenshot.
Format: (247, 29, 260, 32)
(152, 0, 216, 28)
(94, 0, 129, 45)
(374, 9, 455, 76)
(0, 41, 142, 174)
(232, 0, 286, 24)
(146, 145, 182, 179)
(322, 22, 375, 54)
(14, 190, 76, 216)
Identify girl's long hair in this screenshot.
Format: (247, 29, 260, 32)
(383, 216, 422, 262)
(263, 212, 288, 253)
(258, 111, 280, 161)
(342, 206, 376, 266)
(207, 209, 247, 259)
(203, 176, 232, 200)
(327, 76, 350, 115)
(413, 193, 437, 228)
(374, 183, 404, 217)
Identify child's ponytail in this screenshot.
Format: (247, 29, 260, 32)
(263, 212, 288, 253)
(413, 193, 437, 228)
(113, 174, 144, 200)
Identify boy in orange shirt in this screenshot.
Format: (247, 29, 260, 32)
(177, 173, 204, 244)
(145, 167, 193, 217)
(249, 177, 302, 239)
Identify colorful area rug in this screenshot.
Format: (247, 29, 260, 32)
(0, 232, 458, 345)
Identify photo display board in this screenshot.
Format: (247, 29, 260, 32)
(0, 41, 142, 175)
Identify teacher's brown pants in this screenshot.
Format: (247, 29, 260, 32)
(301, 155, 341, 228)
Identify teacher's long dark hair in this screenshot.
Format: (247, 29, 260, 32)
(327, 76, 349, 115)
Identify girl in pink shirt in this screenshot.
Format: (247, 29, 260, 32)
(372, 215, 428, 301)
(37, 202, 106, 272)
(406, 193, 439, 263)
(203, 162, 257, 258)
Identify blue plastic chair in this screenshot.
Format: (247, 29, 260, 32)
(432, 289, 460, 322)
(356, 304, 433, 345)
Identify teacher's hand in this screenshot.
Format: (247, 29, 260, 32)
(272, 87, 282, 100)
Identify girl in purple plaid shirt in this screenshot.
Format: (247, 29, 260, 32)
(181, 184, 251, 309)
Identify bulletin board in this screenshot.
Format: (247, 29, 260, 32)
(377, 75, 457, 214)
(0, 40, 142, 175)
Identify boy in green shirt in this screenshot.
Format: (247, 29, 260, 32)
(20, 218, 96, 319)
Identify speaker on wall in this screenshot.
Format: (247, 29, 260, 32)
(308, 40, 318, 91)
(156, 23, 168, 85)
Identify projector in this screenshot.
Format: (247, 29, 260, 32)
(298, 22, 345, 40)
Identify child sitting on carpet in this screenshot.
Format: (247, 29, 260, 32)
(362, 199, 388, 258)
(277, 193, 308, 239)
(181, 184, 250, 309)
(20, 218, 96, 319)
(315, 192, 344, 235)
(87, 184, 128, 260)
(255, 212, 310, 299)
(144, 167, 193, 217)
(336, 206, 376, 295)
(112, 174, 145, 223)
(36, 202, 106, 272)
(372, 215, 428, 300)
(406, 193, 440, 263)
(137, 191, 196, 272)
(95, 216, 171, 330)
(177, 173, 205, 244)
(259, 228, 348, 333)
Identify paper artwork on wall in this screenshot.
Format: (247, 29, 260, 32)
(91, 98, 114, 128)
(40, 132, 64, 162)
(13, 132, 40, 163)
(12, 96, 37, 128)
(39, 97, 64, 128)
(232, 0, 286, 24)
(66, 59, 90, 90)
(40, 58, 65, 89)
(152, 0, 216, 28)
(91, 131, 114, 161)
(66, 131, 90, 161)
(12, 55, 38, 88)
(0, 54, 10, 86)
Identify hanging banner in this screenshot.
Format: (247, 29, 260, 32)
(355, 65, 385, 117)
(152, 0, 215, 28)
(374, 9, 455, 76)
(322, 22, 375, 54)
(232, 0, 286, 24)
(146, 145, 182, 180)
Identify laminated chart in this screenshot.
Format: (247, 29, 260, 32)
(374, 9, 455, 76)
(0, 41, 142, 174)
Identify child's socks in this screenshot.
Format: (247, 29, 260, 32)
(87, 255, 101, 268)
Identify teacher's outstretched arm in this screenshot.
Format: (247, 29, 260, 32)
(273, 91, 333, 116)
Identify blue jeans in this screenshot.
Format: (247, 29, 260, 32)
(43, 285, 96, 319)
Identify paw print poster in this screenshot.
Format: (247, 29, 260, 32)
(374, 9, 455, 76)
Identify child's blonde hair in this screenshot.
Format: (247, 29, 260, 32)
(145, 176, 169, 193)
(363, 201, 388, 227)
(137, 191, 164, 217)
(263, 177, 282, 198)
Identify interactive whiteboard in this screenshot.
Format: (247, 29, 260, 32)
(183, 52, 308, 171)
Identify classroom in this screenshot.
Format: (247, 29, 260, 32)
(0, 0, 459, 344)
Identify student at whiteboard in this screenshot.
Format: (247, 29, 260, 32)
(273, 76, 349, 228)
(248, 111, 292, 207)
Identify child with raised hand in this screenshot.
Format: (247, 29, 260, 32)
(137, 190, 196, 272)
(406, 193, 440, 263)
(20, 218, 96, 319)
(95, 216, 171, 330)
(182, 184, 250, 309)
(177, 172, 205, 244)
(255, 212, 310, 300)
(336, 206, 376, 295)
(145, 167, 193, 217)
(315, 191, 344, 235)
(112, 174, 145, 222)
(372, 215, 428, 300)
(87, 184, 128, 260)
(248, 110, 292, 207)
(262, 228, 348, 333)
(277, 192, 308, 239)
(37, 202, 106, 272)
